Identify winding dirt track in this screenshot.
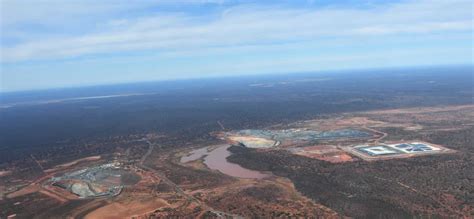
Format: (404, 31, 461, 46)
(362, 126, 387, 143)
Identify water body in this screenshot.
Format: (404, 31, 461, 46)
(204, 145, 269, 179)
(181, 145, 269, 179)
(180, 147, 209, 163)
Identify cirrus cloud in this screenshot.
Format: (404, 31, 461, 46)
(1, 0, 472, 62)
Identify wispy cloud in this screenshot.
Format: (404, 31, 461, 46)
(1, 0, 472, 92)
(1, 0, 472, 62)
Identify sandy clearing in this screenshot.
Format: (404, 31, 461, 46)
(228, 136, 276, 148)
(38, 189, 68, 203)
(366, 104, 474, 115)
(84, 198, 168, 219)
(44, 156, 101, 173)
(0, 170, 11, 177)
(7, 184, 41, 198)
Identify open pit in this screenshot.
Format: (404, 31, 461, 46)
(49, 163, 140, 198)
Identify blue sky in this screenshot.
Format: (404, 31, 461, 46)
(1, 0, 472, 92)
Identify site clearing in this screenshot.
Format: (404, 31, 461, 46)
(223, 128, 374, 148)
(222, 123, 454, 162)
(225, 131, 453, 163)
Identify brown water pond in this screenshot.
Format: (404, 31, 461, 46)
(181, 145, 269, 179)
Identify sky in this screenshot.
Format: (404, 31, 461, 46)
(0, 0, 472, 92)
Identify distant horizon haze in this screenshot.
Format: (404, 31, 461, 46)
(0, 64, 471, 94)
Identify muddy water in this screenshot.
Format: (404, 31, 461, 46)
(203, 145, 269, 179)
(180, 145, 269, 179)
(180, 147, 209, 163)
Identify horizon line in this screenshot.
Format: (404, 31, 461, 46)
(1, 63, 471, 94)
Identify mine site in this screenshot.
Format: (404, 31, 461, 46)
(2, 0, 473, 218)
(1, 103, 472, 218)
